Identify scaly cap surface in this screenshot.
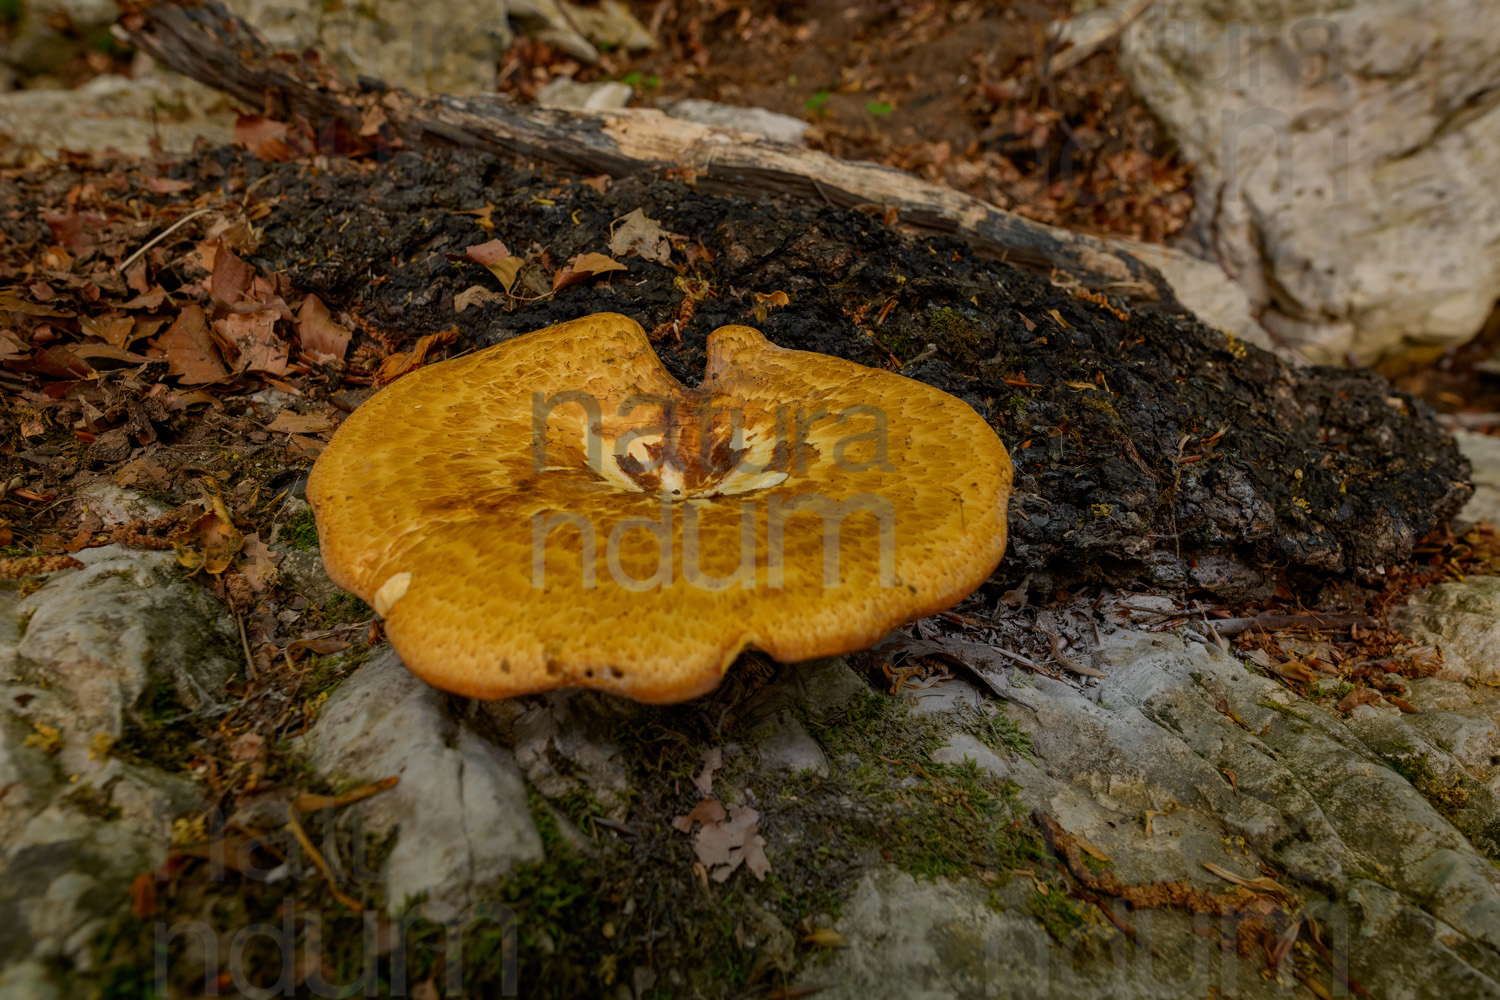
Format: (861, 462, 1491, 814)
(308, 313, 1010, 703)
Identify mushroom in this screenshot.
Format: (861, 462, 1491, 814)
(308, 312, 1010, 703)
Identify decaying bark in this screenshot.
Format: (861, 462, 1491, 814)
(121, 1, 1178, 304)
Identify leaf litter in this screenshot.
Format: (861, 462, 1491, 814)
(673, 745, 772, 883)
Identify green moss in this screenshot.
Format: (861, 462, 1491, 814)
(1025, 886, 1089, 941)
(809, 688, 899, 757)
(887, 757, 1033, 882)
(1257, 699, 1312, 723)
(962, 706, 1035, 761)
(88, 26, 130, 55)
(321, 591, 372, 624)
(1379, 741, 1472, 817)
(112, 674, 197, 771)
(924, 306, 986, 360)
(300, 590, 374, 631)
(94, 675, 1042, 998)
(879, 327, 916, 357)
(62, 781, 123, 822)
(927, 306, 972, 337)
(802, 693, 1043, 885)
(1382, 739, 1431, 784)
(1080, 393, 1119, 418)
(301, 647, 370, 706)
(554, 784, 607, 831)
(284, 507, 320, 551)
(492, 791, 608, 957)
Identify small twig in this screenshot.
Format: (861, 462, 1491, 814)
(590, 816, 639, 838)
(1202, 611, 1228, 652)
(1304, 916, 1374, 999)
(285, 808, 363, 912)
(1046, 631, 1107, 678)
(234, 606, 257, 681)
(989, 646, 1049, 672)
(906, 343, 939, 365)
(118, 207, 213, 273)
(293, 775, 399, 813)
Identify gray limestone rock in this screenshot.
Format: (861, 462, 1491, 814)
(14, 546, 237, 758)
(0, 547, 230, 994)
(301, 647, 543, 921)
(0, 74, 238, 158)
(1120, 0, 1500, 362)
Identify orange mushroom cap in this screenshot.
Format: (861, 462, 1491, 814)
(307, 313, 1011, 703)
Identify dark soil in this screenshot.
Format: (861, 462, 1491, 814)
(228, 145, 1470, 599)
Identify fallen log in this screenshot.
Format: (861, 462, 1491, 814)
(119, 0, 1178, 305)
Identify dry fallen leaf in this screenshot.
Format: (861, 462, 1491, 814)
(213, 311, 289, 376)
(803, 928, 849, 949)
(1072, 834, 1111, 864)
(1271, 659, 1320, 685)
(78, 314, 136, 349)
(286, 637, 351, 656)
(695, 803, 771, 883)
(239, 532, 282, 592)
(264, 410, 339, 435)
(358, 104, 389, 138)
(692, 746, 722, 798)
(0, 291, 72, 317)
(453, 240, 524, 293)
(235, 114, 297, 161)
(1337, 688, 1383, 713)
(671, 797, 726, 834)
(22, 345, 93, 380)
(153, 305, 228, 385)
(455, 204, 496, 233)
(297, 294, 352, 365)
(143, 176, 194, 195)
(1202, 862, 1291, 901)
(229, 731, 266, 763)
(173, 494, 244, 575)
(286, 434, 324, 460)
(129, 872, 158, 919)
(751, 289, 790, 323)
(70, 344, 154, 368)
(553, 252, 626, 292)
(373, 329, 458, 387)
(0, 331, 29, 362)
(118, 288, 169, 311)
(208, 238, 253, 306)
(608, 207, 673, 264)
(454, 285, 505, 313)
